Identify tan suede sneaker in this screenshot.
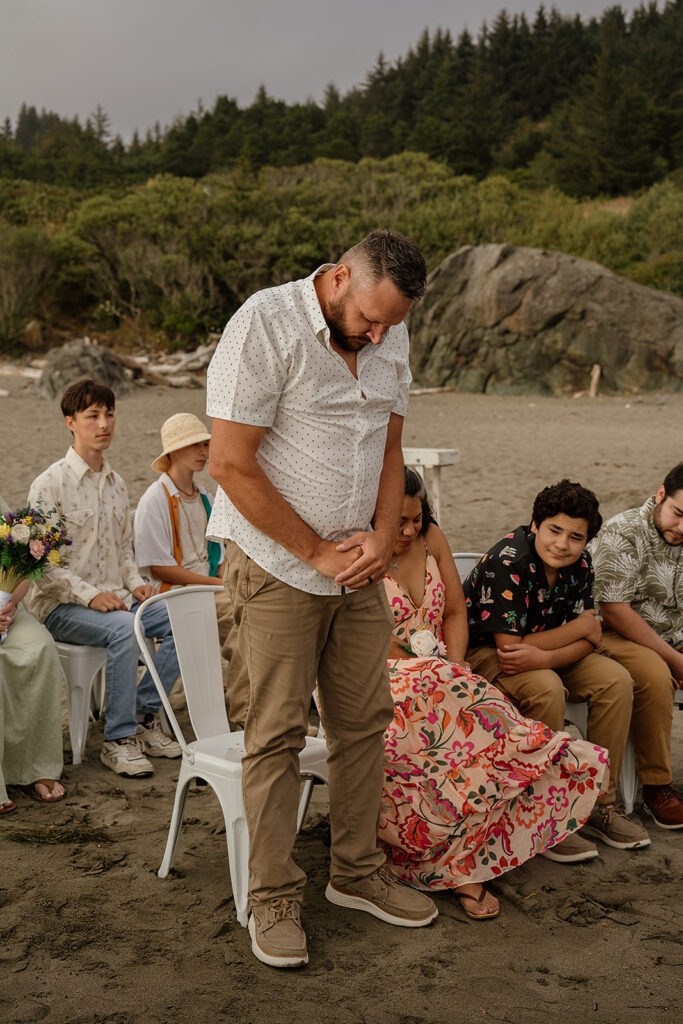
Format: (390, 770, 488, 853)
(582, 803, 650, 850)
(326, 865, 438, 927)
(540, 832, 599, 863)
(248, 898, 308, 968)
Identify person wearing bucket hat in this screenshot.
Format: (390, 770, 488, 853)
(134, 414, 249, 727)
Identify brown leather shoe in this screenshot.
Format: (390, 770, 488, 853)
(642, 784, 683, 830)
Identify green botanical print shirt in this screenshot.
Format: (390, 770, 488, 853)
(590, 497, 683, 648)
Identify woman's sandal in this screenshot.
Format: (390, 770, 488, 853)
(457, 884, 500, 920)
(0, 800, 17, 815)
(27, 780, 66, 804)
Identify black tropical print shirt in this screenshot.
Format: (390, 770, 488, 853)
(463, 525, 595, 648)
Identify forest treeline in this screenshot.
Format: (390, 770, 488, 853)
(2, 154, 682, 351)
(1, 2, 682, 197)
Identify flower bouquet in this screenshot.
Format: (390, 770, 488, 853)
(0, 505, 71, 642)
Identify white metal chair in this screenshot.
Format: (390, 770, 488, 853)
(452, 551, 483, 582)
(563, 700, 638, 814)
(56, 642, 107, 765)
(133, 585, 329, 928)
(57, 634, 159, 765)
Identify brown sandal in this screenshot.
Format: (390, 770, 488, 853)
(28, 780, 66, 804)
(0, 800, 17, 815)
(457, 884, 500, 920)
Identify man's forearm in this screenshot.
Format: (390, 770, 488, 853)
(522, 618, 588, 651)
(546, 638, 594, 668)
(601, 601, 683, 677)
(372, 437, 404, 541)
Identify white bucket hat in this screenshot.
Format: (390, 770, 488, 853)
(151, 413, 211, 473)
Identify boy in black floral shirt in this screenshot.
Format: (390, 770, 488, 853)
(463, 480, 650, 857)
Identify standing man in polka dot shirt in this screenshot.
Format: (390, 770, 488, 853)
(207, 230, 438, 968)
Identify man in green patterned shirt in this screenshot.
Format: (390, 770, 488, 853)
(590, 461, 683, 830)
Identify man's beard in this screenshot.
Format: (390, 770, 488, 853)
(324, 297, 367, 352)
(653, 501, 683, 545)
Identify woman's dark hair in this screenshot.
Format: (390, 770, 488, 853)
(531, 479, 602, 541)
(61, 378, 115, 418)
(404, 466, 437, 533)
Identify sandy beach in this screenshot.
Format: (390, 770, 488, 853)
(1, 374, 681, 1024)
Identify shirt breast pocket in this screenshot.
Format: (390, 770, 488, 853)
(69, 506, 94, 528)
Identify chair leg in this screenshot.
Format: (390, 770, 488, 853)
(297, 776, 315, 834)
(66, 680, 90, 766)
(159, 764, 194, 878)
(213, 782, 250, 928)
(618, 737, 638, 816)
(90, 666, 106, 719)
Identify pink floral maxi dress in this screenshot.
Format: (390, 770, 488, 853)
(379, 550, 608, 889)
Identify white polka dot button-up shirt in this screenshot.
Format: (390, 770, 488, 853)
(206, 266, 412, 595)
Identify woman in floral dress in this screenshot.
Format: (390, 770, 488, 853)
(379, 470, 608, 918)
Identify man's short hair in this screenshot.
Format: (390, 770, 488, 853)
(61, 379, 115, 418)
(340, 229, 427, 301)
(531, 479, 602, 540)
(663, 462, 683, 498)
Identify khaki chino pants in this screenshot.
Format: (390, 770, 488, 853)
(224, 541, 395, 908)
(468, 632, 675, 804)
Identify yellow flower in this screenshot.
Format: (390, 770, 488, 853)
(47, 549, 60, 566)
(0, 523, 10, 539)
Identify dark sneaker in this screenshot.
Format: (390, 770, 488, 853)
(540, 832, 599, 863)
(582, 803, 650, 850)
(642, 784, 683, 830)
(248, 899, 308, 968)
(326, 865, 438, 927)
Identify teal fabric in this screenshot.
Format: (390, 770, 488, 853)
(200, 493, 221, 577)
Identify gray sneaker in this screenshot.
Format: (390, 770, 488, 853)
(137, 714, 181, 758)
(540, 832, 599, 863)
(248, 898, 308, 968)
(326, 865, 438, 927)
(582, 803, 651, 850)
(100, 736, 154, 777)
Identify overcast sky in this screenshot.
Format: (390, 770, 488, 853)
(1, 0, 649, 140)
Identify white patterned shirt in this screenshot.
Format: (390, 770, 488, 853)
(26, 446, 145, 622)
(206, 266, 411, 595)
(590, 497, 683, 648)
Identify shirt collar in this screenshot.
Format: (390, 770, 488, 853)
(301, 265, 334, 345)
(65, 445, 114, 482)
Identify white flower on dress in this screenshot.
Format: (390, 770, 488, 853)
(410, 629, 439, 657)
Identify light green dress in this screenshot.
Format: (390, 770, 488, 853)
(0, 495, 63, 802)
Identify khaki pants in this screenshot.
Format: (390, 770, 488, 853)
(214, 586, 250, 729)
(224, 541, 395, 908)
(467, 632, 675, 804)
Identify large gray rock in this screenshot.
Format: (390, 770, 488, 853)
(408, 245, 683, 394)
(39, 339, 133, 399)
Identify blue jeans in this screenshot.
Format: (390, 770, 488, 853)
(45, 601, 180, 742)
